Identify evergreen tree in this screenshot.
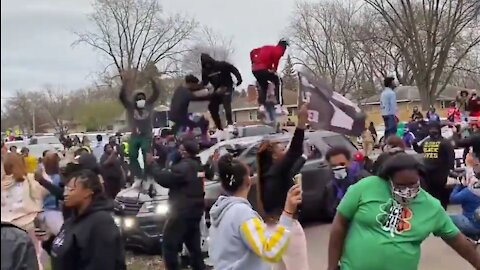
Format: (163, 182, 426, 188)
(282, 55, 297, 91)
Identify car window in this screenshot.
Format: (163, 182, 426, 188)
(305, 140, 322, 160)
(35, 136, 61, 144)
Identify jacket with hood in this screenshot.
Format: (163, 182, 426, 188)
(151, 157, 205, 219)
(209, 196, 293, 270)
(1, 222, 39, 270)
(450, 185, 480, 229)
(50, 198, 126, 270)
(413, 122, 455, 186)
(259, 128, 304, 217)
(169, 85, 212, 122)
(119, 79, 160, 137)
(250, 45, 286, 72)
(1, 174, 47, 230)
(200, 54, 242, 89)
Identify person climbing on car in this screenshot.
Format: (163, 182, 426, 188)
(413, 121, 455, 209)
(323, 146, 370, 220)
(169, 75, 214, 142)
(256, 103, 310, 270)
(119, 70, 160, 178)
(200, 53, 242, 140)
(251, 39, 289, 116)
(147, 138, 206, 270)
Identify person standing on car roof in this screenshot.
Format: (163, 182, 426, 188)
(118, 70, 160, 178)
(250, 39, 289, 116)
(200, 53, 242, 139)
(147, 138, 206, 270)
(412, 121, 455, 209)
(169, 75, 214, 140)
(255, 103, 309, 270)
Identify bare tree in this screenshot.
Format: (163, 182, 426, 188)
(181, 26, 235, 76)
(364, 0, 480, 108)
(37, 87, 72, 134)
(74, 0, 197, 80)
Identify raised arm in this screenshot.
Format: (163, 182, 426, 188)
(119, 82, 133, 108)
(147, 78, 161, 105)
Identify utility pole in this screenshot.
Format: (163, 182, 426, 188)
(32, 107, 36, 135)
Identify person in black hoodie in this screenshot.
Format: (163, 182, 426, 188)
(147, 138, 206, 270)
(200, 53, 242, 136)
(255, 104, 309, 270)
(100, 144, 126, 199)
(49, 169, 126, 270)
(169, 74, 213, 138)
(119, 71, 161, 178)
(413, 121, 455, 209)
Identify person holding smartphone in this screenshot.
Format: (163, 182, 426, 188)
(255, 104, 309, 270)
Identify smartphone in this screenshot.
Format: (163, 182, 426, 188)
(293, 173, 302, 190)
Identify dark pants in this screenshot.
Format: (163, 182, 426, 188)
(253, 69, 282, 105)
(162, 216, 205, 270)
(128, 134, 151, 178)
(425, 173, 450, 210)
(382, 115, 397, 139)
(208, 89, 233, 130)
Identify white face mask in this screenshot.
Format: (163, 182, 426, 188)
(136, 99, 146, 109)
(390, 181, 420, 205)
(332, 166, 348, 180)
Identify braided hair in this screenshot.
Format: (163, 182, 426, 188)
(217, 153, 248, 193)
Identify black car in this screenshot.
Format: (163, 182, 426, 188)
(205, 130, 360, 223)
(113, 130, 359, 253)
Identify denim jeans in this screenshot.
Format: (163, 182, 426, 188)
(450, 214, 480, 237)
(382, 115, 397, 139)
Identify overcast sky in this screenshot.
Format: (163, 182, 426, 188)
(1, 0, 300, 98)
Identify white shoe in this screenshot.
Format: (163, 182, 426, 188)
(258, 105, 266, 113)
(226, 125, 235, 132)
(212, 129, 224, 141)
(275, 105, 284, 115)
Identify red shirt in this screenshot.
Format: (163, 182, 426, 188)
(250, 45, 286, 72)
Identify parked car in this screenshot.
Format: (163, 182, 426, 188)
(113, 130, 359, 253)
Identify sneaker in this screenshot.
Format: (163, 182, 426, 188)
(258, 105, 266, 113)
(212, 129, 227, 141)
(275, 104, 283, 115)
(226, 125, 235, 132)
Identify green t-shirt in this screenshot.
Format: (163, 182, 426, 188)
(337, 176, 459, 270)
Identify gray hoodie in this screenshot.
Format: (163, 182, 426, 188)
(209, 196, 293, 270)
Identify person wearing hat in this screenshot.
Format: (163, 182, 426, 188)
(146, 138, 206, 270)
(412, 121, 455, 209)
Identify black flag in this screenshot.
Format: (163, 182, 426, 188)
(298, 73, 366, 137)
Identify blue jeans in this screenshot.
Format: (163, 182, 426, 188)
(382, 115, 397, 139)
(450, 214, 480, 237)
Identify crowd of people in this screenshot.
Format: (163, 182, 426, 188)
(2, 38, 480, 270)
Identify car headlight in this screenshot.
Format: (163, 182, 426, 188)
(123, 217, 135, 229)
(139, 201, 169, 215)
(113, 216, 121, 227)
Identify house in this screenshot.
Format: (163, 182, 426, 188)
(360, 85, 471, 124)
(231, 87, 299, 125)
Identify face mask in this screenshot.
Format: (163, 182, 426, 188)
(390, 181, 420, 205)
(136, 99, 146, 109)
(332, 166, 348, 180)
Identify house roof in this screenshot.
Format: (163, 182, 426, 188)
(361, 85, 471, 105)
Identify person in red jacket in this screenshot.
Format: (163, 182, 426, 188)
(250, 39, 289, 114)
(468, 90, 480, 118)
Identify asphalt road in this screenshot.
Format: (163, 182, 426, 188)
(303, 205, 474, 270)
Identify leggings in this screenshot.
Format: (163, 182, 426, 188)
(208, 89, 233, 130)
(253, 70, 283, 106)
